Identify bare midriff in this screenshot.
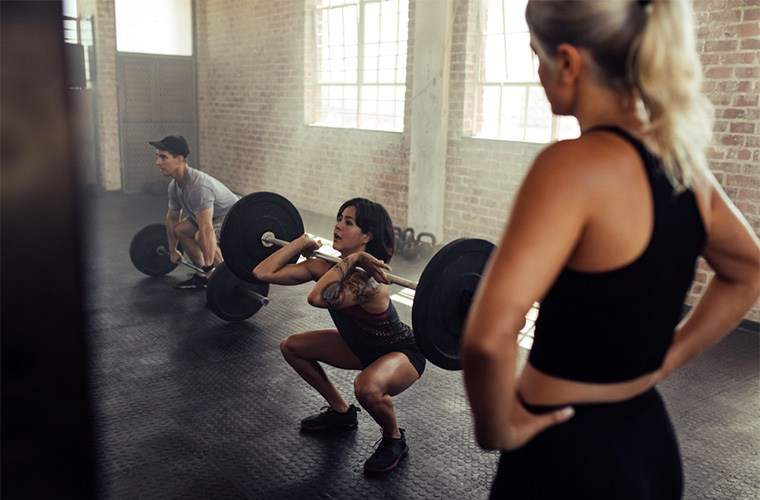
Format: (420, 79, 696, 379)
(517, 362, 659, 406)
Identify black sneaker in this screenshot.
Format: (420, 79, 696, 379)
(364, 429, 408, 474)
(174, 273, 208, 290)
(300, 405, 359, 432)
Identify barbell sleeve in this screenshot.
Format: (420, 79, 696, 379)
(236, 286, 270, 306)
(261, 232, 418, 290)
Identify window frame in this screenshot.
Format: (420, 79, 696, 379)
(473, 0, 576, 144)
(310, 0, 408, 133)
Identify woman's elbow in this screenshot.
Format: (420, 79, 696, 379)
(472, 423, 501, 451)
(307, 293, 325, 308)
(251, 266, 269, 283)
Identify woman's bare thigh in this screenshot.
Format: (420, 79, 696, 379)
(284, 329, 364, 370)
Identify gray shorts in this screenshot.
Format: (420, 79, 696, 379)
(188, 217, 224, 240)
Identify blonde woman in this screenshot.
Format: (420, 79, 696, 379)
(461, 1, 760, 498)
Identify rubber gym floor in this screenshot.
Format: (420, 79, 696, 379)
(86, 192, 759, 499)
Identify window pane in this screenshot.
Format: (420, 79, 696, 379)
(485, 0, 503, 34)
(501, 86, 527, 141)
(484, 35, 506, 82)
(481, 86, 501, 137)
(556, 115, 581, 140)
(313, 0, 407, 131)
(505, 33, 534, 82)
(525, 87, 552, 142)
(344, 6, 358, 45)
(328, 8, 344, 46)
(364, 2, 380, 44)
(115, 0, 192, 55)
(504, 0, 528, 33)
(63, 0, 77, 18)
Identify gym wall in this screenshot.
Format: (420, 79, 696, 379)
(80, 0, 758, 321)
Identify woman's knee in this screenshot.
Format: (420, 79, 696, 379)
(354, 377, 384, 406)
(280, 337, 296, 358)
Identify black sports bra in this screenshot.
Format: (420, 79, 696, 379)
(528, 126, 707, 383)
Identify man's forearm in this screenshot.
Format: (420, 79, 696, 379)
(165, 217, 179, 251)
(196, 225, 217, 267)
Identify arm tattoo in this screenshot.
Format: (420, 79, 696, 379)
(321, 257, 379, 307)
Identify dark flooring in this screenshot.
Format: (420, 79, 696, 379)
(85, 192, 759, 500)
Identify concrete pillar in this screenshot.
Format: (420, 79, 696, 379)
(78, 0, 122, 191)
(407, 0, 453, 238)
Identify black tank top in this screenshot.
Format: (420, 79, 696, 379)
(328, 300, 415, 348)
(528, 126, 707, 383)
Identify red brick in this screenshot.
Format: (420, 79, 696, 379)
(720, 52, 758, 64)
(727, 174, 760, 189)
(741, 37, 760, 50)
(730, 122, 756, 133)
(717, 108, 745, 119)
(735, 66, 760, 78)
(720, 134, 746, 146)
(733, 94, 760, 107)
(703, 39, 739, 52)
(736, 22, 760, 36)
(717, 81, 754, 92)
(745, 8, 760, 21)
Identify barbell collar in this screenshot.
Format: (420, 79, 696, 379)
(261, 232, 418, 290)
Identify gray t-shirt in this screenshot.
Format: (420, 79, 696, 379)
(168, 165, 239, 222)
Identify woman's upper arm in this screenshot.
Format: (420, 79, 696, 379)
(702, 177, 760, 283)
(257, 259, 324, 285)
(463, 142, 592, 348)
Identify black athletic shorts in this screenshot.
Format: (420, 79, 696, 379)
(340, 333, 426, 377)
(490, 388, 683, 500)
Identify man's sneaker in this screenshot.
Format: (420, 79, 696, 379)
(364, 429, 408, 473)
(300, 405, 359, 432)
(174, 273, 208, 290)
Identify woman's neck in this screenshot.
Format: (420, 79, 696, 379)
(574, 83, 643, 134)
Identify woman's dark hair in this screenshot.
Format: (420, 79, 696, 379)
(337, 198, 395, 264)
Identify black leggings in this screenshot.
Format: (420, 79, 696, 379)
(490, 389, 683, 500)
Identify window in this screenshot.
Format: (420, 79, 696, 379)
(312, 0, 408, 132)
(62, 0, 95, 89)
(476, 0, 579, 143)
(114, 0, 193, 56)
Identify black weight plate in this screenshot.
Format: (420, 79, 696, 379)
(412, 238, 495, 370)
(220, 192, 305, 283)
(130, 223, 179, 276)
(206, 262, 270, 322)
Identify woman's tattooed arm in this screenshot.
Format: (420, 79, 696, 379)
(321, 256, 380, 308)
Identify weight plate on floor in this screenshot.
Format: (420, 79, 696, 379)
(220, 192, 305, 283)
(412, 238, 495, 371)
(130, 223, 179, 277)
(207, 262, 270, 322)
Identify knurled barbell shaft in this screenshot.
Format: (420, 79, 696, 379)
(262, 233, 418, 290)
(157, 246, 269, 307)
(157, 246, 206, 274)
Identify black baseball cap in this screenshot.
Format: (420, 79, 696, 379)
(149, 135, 190, 157)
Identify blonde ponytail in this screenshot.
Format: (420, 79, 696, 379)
(633, 0, 713, 191)
(526, 0, 713, 192)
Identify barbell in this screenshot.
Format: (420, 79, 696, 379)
(129, 223, 270, 322)
(220, 192, 495, 370)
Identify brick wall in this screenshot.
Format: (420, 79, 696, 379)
(195, 0, 758, 322)
(690, 0, 759, 322)
(195, 0, 411, 226)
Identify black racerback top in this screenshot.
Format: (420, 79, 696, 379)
(528, 126, 707, 383)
